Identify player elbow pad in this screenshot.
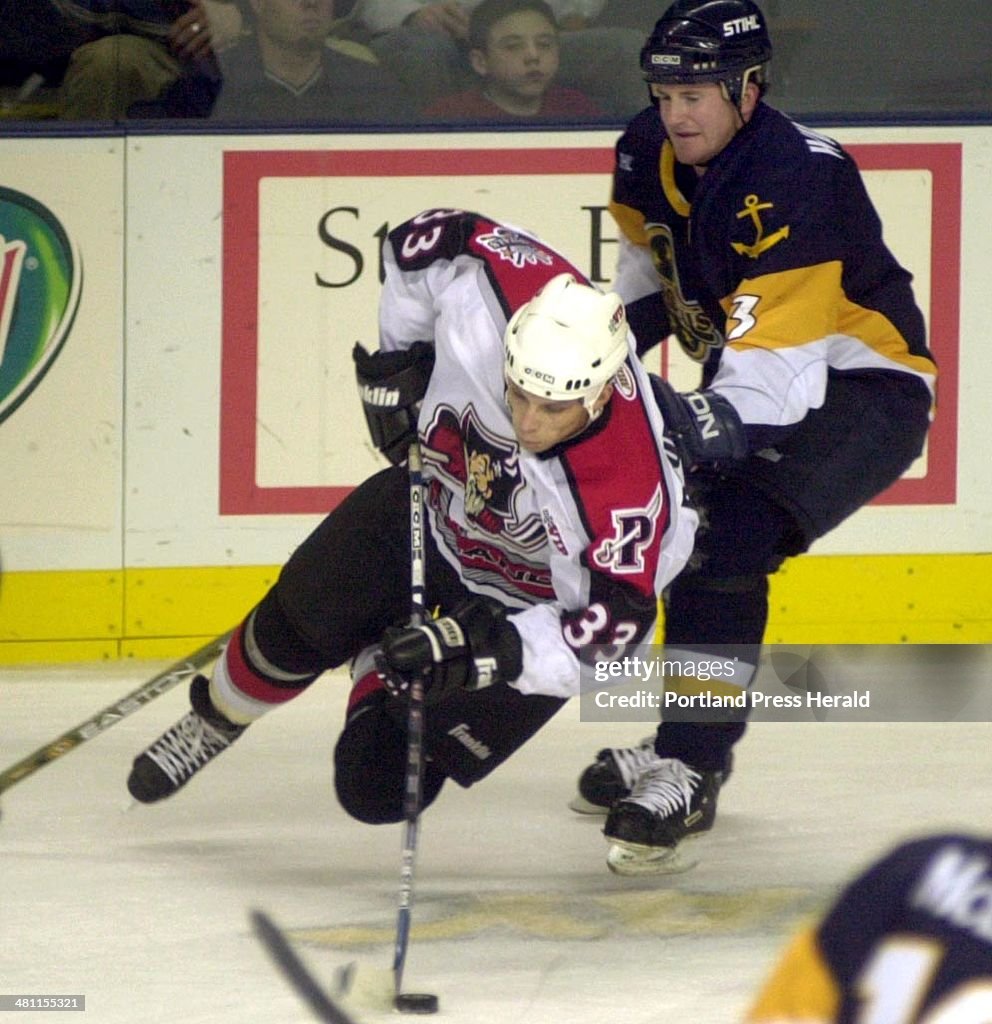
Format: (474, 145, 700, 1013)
(650, 374, 748, 469)
(353, 341, 435, 465)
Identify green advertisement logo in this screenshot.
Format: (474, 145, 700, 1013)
(0, 187, 82, 425)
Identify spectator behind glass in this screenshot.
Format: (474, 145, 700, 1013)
(354, 0, 644, 120)
(62, 1, 240, 119)
(135, 0, 412, 123)
(423, 0, 604, 123)
(210, 0, 411, 122)
(0, 0, 240, 120)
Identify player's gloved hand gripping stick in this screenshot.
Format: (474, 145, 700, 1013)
(379, 595, 523, 706)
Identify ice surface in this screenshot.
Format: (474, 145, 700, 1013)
(1, 659, 988, 1024)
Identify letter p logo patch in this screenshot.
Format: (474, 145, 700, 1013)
(592, 485, 663, 574)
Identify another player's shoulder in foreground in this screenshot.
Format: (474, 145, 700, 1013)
(832, 831, 992, 952)
(746, 832, 992, 1024)
(820, 832, 992, 954)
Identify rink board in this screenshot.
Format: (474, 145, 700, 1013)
(0, 128, 988, 660)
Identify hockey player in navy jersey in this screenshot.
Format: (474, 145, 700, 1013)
(746, 832, 992, 1023)
(571, 0, 937, 874)
(126, 208, 697, 829)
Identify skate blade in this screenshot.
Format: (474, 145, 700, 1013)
(568, 794, 609, 815)
(605, 839, 699, 876)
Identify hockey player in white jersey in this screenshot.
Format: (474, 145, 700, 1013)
(127, 208, 698, 831)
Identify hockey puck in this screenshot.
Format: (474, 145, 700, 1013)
(394, 992, 439, 1014)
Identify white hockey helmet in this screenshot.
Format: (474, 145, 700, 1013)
(504, 273, 629, 419)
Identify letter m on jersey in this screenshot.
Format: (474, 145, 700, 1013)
(592, 485, 664, 574)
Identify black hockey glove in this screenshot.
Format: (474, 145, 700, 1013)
(353, 341, 435, 465)
(379, 596, 523, 706)
(650, 374, 748, 471)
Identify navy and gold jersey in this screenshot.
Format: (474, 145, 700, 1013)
(609, 102, 937, 445)
(747, 833, 992, 1023)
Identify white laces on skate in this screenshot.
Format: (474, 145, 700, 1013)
(608, 743, 661, 790)
(624, 758, 701, 816)
(144, 712, 235, 788)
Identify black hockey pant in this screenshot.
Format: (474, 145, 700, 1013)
(250, 464, 566, 823)
(653, 371, 933, 771)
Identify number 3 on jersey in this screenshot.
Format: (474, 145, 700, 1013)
(399, 209, 463, 263)
(563, 603, 638, 661)
(727, 292, 759, 341)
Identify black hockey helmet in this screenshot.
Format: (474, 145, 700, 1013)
(641, 0, 772, 108)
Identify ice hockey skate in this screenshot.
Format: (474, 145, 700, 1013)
(568, 738, 658, 814)
(127, 675, 246, 803)
(603, 757, 722, 876)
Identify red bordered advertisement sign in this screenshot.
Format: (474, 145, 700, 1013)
(220, 145, 960, 516)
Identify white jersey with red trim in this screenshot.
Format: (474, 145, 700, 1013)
(379, 209, 697, 699)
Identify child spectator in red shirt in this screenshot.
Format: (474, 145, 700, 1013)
(423, 0, 605, 122)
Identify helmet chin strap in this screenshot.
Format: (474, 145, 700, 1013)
(583, 380, 615, 421)
(719, 81, 749, 125)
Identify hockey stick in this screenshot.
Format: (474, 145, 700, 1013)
(252, 442, 437, 1014)
(250, 909, 359, 1024)
(0, 630, 232, 803)
(391, 438, 429, 1002)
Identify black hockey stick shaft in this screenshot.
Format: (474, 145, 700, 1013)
(392, 440, 428, 995)
(406, 440, 428, 627)
(250, 909, 359, 1024)
(0, 630, 233, 797)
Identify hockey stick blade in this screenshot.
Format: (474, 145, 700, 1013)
(0, 630, 233, 799)
(250, 909, 360, 1024)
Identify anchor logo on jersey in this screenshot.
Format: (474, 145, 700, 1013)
(592, 484, 664, 574)
(647, 222, 723, 363)
(423, 404, 525, 536)
(731, 194, 790, 259)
